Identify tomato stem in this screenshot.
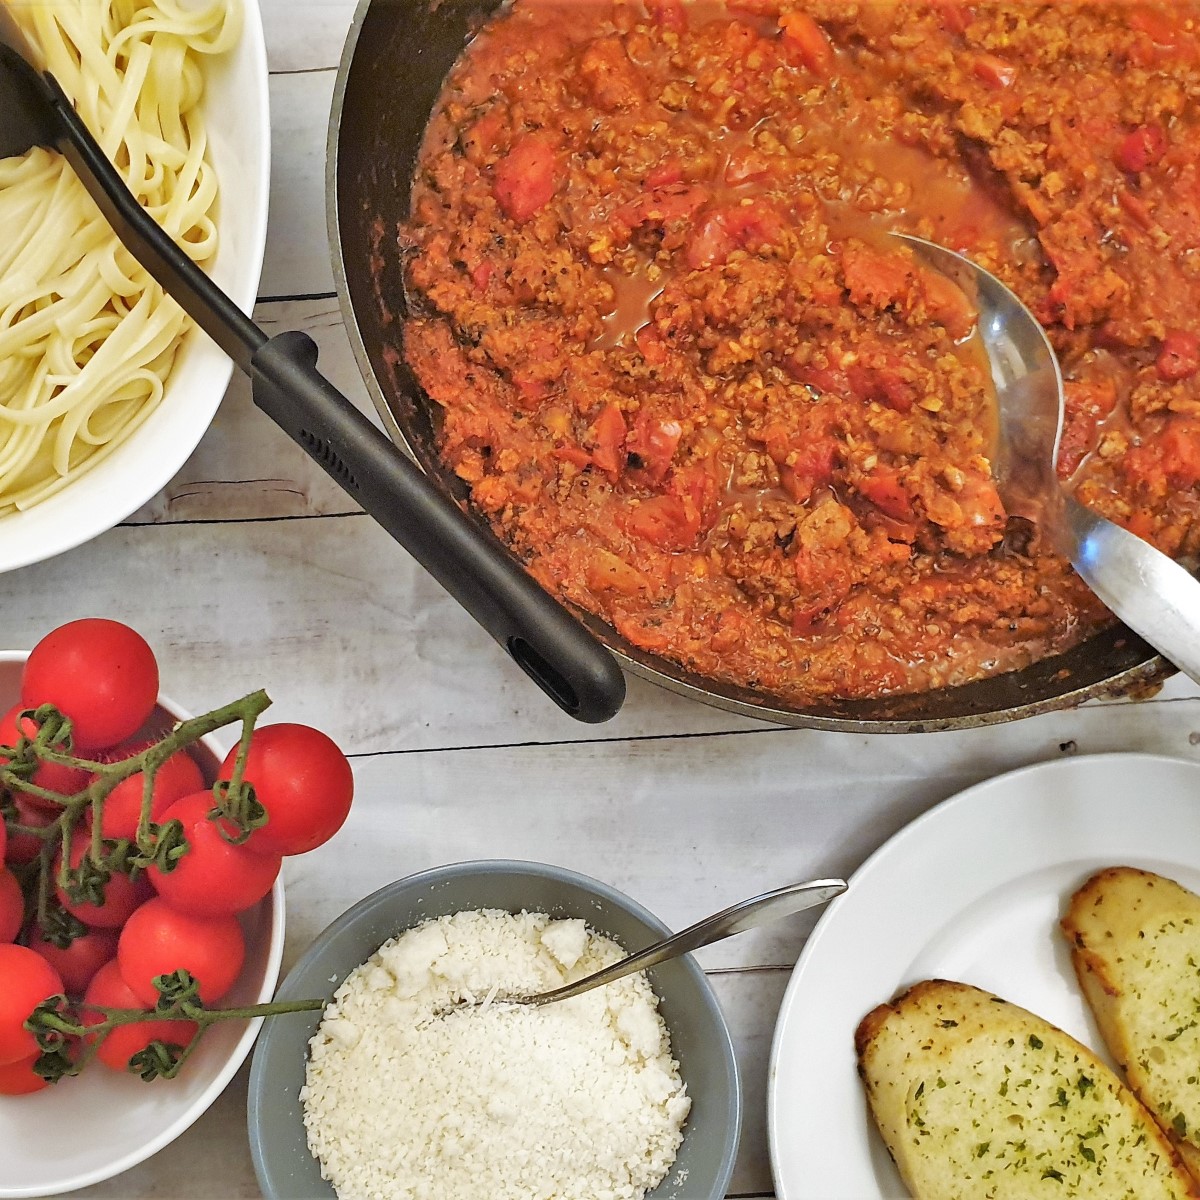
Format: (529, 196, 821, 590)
(3, 690, 273, 941)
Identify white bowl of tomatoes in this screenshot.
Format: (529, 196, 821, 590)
(0, 621, 295, 1198)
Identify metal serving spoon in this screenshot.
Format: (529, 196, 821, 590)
(0, 15, 625, 725)
(446, 877, 847, 1012)
(900, 234, 1200, 687)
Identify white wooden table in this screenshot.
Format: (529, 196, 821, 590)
(6, 2, 1200, 1196)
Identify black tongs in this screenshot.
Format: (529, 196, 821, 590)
(0, 15, 625, 723)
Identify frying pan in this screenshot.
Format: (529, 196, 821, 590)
(327, 0, 1173, 733)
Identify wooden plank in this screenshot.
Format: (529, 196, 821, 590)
(262, 72, 338, 299)
(2, 511, 1198, 751)
(262, 0, 358, 73)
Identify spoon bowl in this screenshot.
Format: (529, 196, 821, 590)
(900, 235, 1200, 688)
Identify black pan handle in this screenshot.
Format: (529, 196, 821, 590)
(250, 331, 626, 721)
(29, 59, 625, 723)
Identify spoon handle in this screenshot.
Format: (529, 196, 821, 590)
(525, 878, 847, 1008)
(1066, 496, 1200, 687)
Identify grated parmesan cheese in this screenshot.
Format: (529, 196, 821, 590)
(300, 909, 691, 1200)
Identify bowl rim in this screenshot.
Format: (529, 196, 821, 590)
(0, 643, 286, 1199)
(247, 857, 742, 1200)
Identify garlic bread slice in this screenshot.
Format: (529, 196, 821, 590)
(856, 978, 1199, 1199)
(1063, 867, 1200, 1181)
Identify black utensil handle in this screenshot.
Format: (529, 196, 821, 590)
(251, 332, 626, 723)
(37, 64, 625, 722)
(43, 73, 263, 371)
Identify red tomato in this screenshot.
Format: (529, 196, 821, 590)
(1115, 124, 1167, 173)
(95, 748, 205, 842)
(20, 620, 159, 753)
(117, 897, 244, 1007)
(586, 403, 628, 481)
(1157, 330, 1200, 382)
(859, 469, 915, 522)
(218, 724, 354, 858)
(54, 837, 151, 929)
(493, 133, 561, 222)
(779, 11, 835, 74)
(25, 924, 118, 996)
(0, 705, 91, 810)
(4, 796, 56, 866)
(0, 810, 6, 865)
(0, 944, 63, 1065)
(82, 960, 199, 1074)
(646, 0, 686, 32)
(0, 868, 23, 943)
(146, 792, 281, 918)
(0, 1054, 49, 1095)
(972, 52, 1017, 89)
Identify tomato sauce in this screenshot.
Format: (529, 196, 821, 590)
(400, 0, 1200, 704)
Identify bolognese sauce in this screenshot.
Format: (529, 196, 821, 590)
(400, 0, 1200, 703)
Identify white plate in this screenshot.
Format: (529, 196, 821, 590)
(767, 752, 1200, 1200)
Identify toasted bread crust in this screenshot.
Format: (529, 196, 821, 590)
(1063, 867, 1200, 1184)
(856, 978, 1199, 1199)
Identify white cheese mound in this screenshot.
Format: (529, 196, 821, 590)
(300, 909, 692, 1200)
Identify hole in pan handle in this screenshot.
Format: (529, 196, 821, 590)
(14, 43, 626, 724)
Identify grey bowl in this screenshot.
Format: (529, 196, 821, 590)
(247, 859, 741, 1200)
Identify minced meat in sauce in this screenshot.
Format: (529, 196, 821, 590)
(401, 0, 1200, 704)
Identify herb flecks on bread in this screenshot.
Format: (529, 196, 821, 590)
(1063, 866, 1200, 1182)
(855, 979, 1199, 1199)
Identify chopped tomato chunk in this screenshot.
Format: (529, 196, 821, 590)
(972, 53, 1017, 89)
(626, 414, 683, 484)
(846, 364, 916, 414)
(933, 1, 973, 35)
(493, 133, 561, 222)
(1160, 421, 1200, 487)
(587, 403, 627, 481)
(781, 439, 838, 503)
(858, 468, 914, 521)
(1115, 125, 1167, 173)
(645, 159, 684, 188)
(624, 494, 698, 550)
(646, 0, 686, 33)
(779, 12, 835, 75)
(1157, 330, 1200, 382)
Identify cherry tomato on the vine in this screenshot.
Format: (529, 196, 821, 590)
(4, 796, 56, 867)
(146, 792, 281, 918)
(0, 704, 92, 807)
(218, 723, 354, 857)
(117, 898, 244, 1007)
(0, 944, 63, 1065)
(0, 868, 23, 942)
(0, 1053, 50, 1095)
(25, 924, 118, 996)
(95, 748, 205, 842)
(83, 959, 199, 1074)
(20, 619, 159, 753)
(54, 836, 151, 929)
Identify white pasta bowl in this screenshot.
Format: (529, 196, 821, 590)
(0, 1, 270, 573)
(248, 859, 742, 1200)
(0, 649, 286, 1197)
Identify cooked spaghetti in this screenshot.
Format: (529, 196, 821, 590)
(0, 0, 238, 514)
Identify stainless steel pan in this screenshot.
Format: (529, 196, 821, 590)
(327, 0, 1172, 733)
